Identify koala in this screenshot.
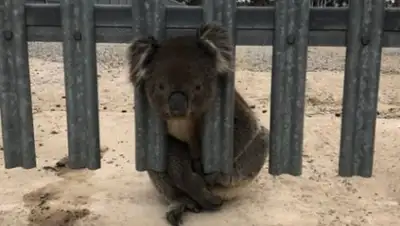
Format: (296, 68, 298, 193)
(127, 23, 232, 172)
(127, 23, 269, 225)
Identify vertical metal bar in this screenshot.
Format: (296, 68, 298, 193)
(339, 0, 384, 177)
(82, 0, 101, 169)
(133, 0, 167, 172)
(60, 0, 101, 169)
(131, 0, 148, 171)
(0, 0, 36, 169)
(269, 0, 309, 176)
(201, 0, 221, 174)
(202, 0, 217, 23)
(146, 0, 167, 172)
(220, 0, 236, 174)
(202, 0, 236, 174)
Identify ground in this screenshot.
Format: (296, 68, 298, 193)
(0, 44, 399, 226)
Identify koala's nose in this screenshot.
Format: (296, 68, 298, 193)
(168, 91, 188, 116)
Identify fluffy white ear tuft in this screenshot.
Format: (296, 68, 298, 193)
(197, 23, 234, 75)
(126, 36, 159, 85)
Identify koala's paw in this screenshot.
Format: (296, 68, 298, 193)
(166, 198, 202, 226)
(201, 191, 223, 211)
(166, 205, 185, 226)
(183, 172, 223, 211)
(182, 196, 202, 213)
(185, 201, 201, 213)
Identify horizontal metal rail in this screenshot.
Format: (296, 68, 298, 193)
(0, 4, 398, 46)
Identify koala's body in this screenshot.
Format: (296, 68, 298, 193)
(204, 90, 269, 200)
(127, 23, 269, 226)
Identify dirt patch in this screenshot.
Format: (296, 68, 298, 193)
(27, 209, 90, 226)
(23, 185, 90, 226)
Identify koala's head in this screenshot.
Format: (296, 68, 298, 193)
(127, 23, 233, 120)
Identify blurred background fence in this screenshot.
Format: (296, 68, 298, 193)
(25, 0, 400, 7)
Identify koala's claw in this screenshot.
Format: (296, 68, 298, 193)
(181, 196, 202, 213)
(185, 202, 201, 213)
(166, 205, 185, 226)
(166, 198, 202, 226)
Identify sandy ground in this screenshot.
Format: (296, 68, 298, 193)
(0, 44, 399, 226)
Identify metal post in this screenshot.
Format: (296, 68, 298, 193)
(269, 0, 310, 176)
(339, 0, 385, 177)
(133, 0, 167, 172)
(0, 0, 36, 169)
(201, 0, 236, 174)
(60, 0, 101, 169)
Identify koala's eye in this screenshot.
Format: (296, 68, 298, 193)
(195, 84, 202, 91)
(158, 83, 165, 91)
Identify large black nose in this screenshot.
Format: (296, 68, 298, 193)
(168, 91, 188, 116)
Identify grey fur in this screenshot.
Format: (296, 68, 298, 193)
(127, 23, 269, 225)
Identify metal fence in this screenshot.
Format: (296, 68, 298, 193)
(0, 0, 399, 177)
(25, 0, 400, 7)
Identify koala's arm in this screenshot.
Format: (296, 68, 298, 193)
(188, 136, 204, 176)
(147, 134, 223, 226)
(165, 135, 222, 210)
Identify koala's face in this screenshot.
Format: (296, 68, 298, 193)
(142, 37, 219, 119)
(127, 23, 233, 120)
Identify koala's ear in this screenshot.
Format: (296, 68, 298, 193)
(126, 36, 159, 85)
(196, 23, 234, 75)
